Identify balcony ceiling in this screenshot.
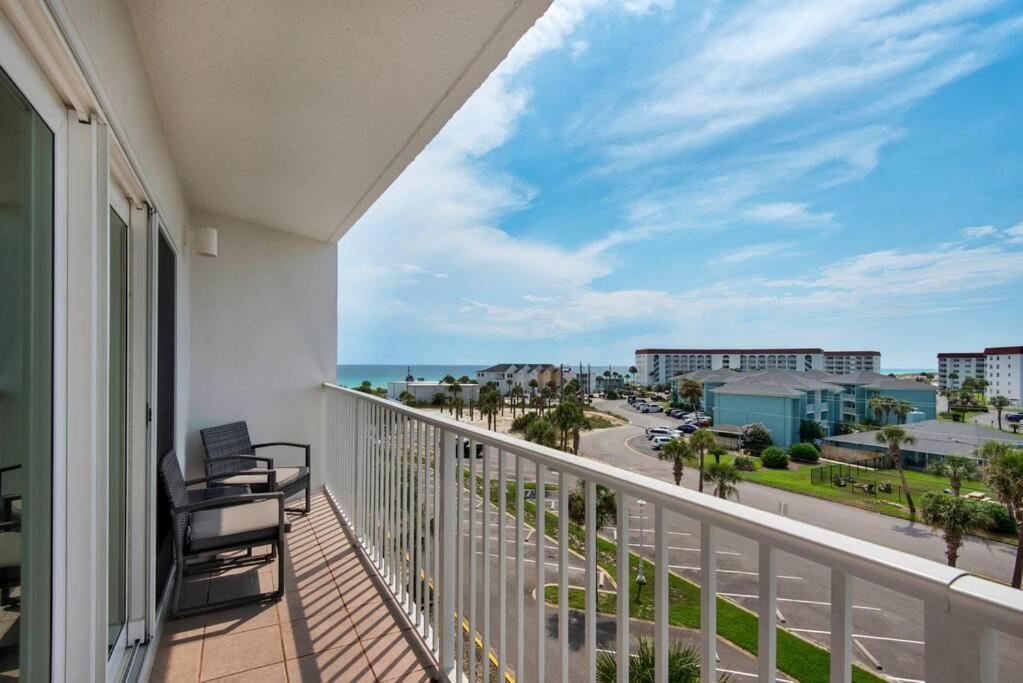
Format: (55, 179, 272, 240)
(127, 0, 551, 242)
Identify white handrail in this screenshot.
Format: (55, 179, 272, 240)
(322, 382, 1022, 631)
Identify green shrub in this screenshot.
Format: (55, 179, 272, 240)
(511, 412, 538, 432)
(975, 500, 1017, 534)
(789, 442, 821, 462)
(761, 447, 790, 469)
(740, 422, 773, 454)
(733, 455, 757, 471)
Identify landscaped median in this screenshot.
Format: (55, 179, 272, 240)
(470, 470, 883, 683)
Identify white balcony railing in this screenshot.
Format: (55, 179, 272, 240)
(321, 383, 1023, 682)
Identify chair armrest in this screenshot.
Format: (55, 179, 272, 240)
(251, 443, 310, 468)
(185, 472, 249, 487)
(206, 454, 274, 468)
(170, 491, 284, 516)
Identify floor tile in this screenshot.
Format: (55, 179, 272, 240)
(279, 607, 359, 659)
(284, 641, 374, 682)
(205, 662, 288, 682)
(149, 639, 202, 683)
(361, 631, 433, 682)
(200, 624, 284, 680)
(203, 599, 280, 638)
(346, 598, 408, 641)
(277, 578, 345, 624)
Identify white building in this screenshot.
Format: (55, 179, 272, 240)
(636, 348, 882, 386)
(984, 346, 1023, 404)
(387, 381, 480, 404)
(937, 352, 985, 390)
(476, 363, 559, 394)
(823, 351, 881, 374)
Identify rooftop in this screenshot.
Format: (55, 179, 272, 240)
(822, 419, 1023, 458)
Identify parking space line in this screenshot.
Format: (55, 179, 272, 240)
(670, 565, 802, 580)
(718, 669, 792, 682)
(787, 629, 924, 645)
(629, 542, 739, 555)
(627, 526, 692, 536)
(718, 593, 881, 611)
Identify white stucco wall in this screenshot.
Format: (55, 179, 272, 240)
(187, 212, 337, 484)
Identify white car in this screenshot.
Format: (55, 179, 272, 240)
(645, 427, 673, 439)
(651, 435, 680, 449)
(642, 405, 663, 413)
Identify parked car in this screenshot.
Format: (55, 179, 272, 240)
(650, 435, 678, 449)
(645, 427, 673, 439)
(1007, 413, 1023, 423)
(677, 423, 697, 433)
(633, 402, 649, 411)
(642, 405, 663, 413)
(667, 408, 685, 418)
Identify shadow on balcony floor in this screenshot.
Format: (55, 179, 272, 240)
(149, 491, 438, 682)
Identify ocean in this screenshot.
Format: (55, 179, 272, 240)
(882, 368, 937, 375)
(336, 363, 633, 389)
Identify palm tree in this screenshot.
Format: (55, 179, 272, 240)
(991, 395, 1012, 430)
(893, 399, 914, 424)
(567, 481, 617, 528)
(927, 455, 979, 497)
(660, 439, 695, 486)
(504, 378, 514, 414)
(447, 381, 462, 415)
(528, 378, 539, 396)
(867, 394, 886, 424)
(524, 416, 558, 447)
(441, 374, 456, 384)
(875, 426, 918, 516)
(398, 390, 415, 406)
(451, 396, 465, 420)
(678, 380, 703, 412)
(431, 392, 448, 409)
(689, 429, 717, 494)
(595, 637, 700, 683)
(628, 365, 638, 384)
(981, 442, 1023, 587)
(703, 462, 741, 500)
(921, 493, 990, 567)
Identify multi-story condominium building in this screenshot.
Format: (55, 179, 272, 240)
(636, 347, 882, 386)
(985, 346, 1023, 403)
(937, 346, 1022, 403)
(823, 351, 881, 374)
(476, 363, 560, 394)
(937, 352, 985, 390)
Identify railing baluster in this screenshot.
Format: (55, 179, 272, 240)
(700, 522, 716, 683)
(432, 424, 441, 652)
(616, 493, 629, 683)
(482, 446, 492, 683)
(456, 431, 464, 682)
(585, 479, 597, 683)
(498, 449, 507, 683)
(413, 419, 422, 627)
(470, 440, 478, 678)
(558, 470, 569, 683)
(389, 414, 398, 588)
(536, 461, 546, 681)
(398, 415, 407, 604)
(655, 507, 668, 683)
(830, 569, 852, 683)
(438, 428, 456, 679)
(515, 456, 525, 682)
(758, 543, 777, 682)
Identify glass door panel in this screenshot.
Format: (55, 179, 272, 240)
(108, 207, 128, 654)
(0, 68, 53, 680)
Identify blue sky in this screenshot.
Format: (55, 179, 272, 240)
(338, 0, 1023, 368)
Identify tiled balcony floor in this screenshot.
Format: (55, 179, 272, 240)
(150, 491, 438, 682)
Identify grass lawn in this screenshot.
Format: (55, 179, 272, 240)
(938, 410, 984, 422)
(468, 469, 883, 683)
(716, 454, 1015, 544)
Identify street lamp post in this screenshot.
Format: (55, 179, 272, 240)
(636, 499, 647, 601)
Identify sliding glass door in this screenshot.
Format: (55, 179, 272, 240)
(0, 68, 54, 680)
(108, 206, 128, 655)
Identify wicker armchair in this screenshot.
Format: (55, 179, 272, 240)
(200, 421, 312, 515)
(159, 452, 286, 618)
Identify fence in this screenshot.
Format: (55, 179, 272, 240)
(321, 383, 1023, 682)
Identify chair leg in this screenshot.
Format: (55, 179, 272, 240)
(171, 561, 185, 619)
(304, 486, 311, 515)
(275, 535, 285, 600)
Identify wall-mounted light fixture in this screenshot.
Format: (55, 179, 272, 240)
(195, 227, 218, 257)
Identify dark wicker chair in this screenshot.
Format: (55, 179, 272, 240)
(159, 452, 286, 618)
(200, 421, 311, 515)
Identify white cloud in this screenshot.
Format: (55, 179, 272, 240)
(961, 224, 997, 238)
(1005, 222, 1023, 244)
(571, 39, 590, 59)
(745, 202, 834, 224)
(709, 242, 796, 266)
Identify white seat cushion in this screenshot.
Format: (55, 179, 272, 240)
(190, 499, 279, 543)
(217, 466, 303, 487)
